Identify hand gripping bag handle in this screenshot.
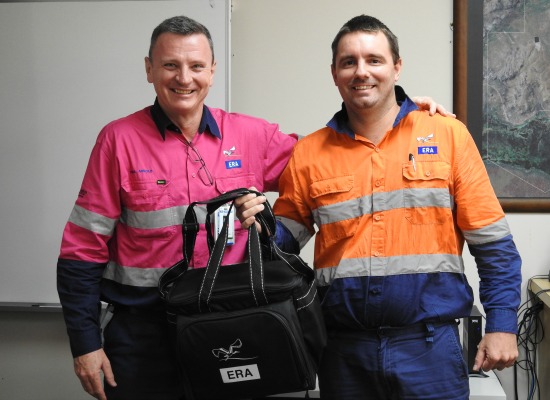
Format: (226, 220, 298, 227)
(184, 188, 276, 262)
(158, 188, 258, 299)
(158, 188, 313, 305)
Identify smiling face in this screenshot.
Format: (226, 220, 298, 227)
(331, 31, 401, 114)
(145, 32, 216, 124)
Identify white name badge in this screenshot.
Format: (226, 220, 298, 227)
(214, 203, 235, 245)
(219, 364, 261, 383)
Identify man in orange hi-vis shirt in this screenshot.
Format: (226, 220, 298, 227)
(236, 14, 521, 400)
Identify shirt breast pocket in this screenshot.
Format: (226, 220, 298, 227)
(214, 173, 256, 194)
(402, 161, 452, 225)
(120, 180, 177, 240)
(310, 175, 358, 244)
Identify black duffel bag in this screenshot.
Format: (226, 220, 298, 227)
(158, 188, 326, 400)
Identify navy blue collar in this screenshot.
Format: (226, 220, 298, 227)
(150, 98, 222, 140)
(327, 85, 419, 139)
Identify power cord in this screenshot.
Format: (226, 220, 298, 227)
(514, 275, 548, 400)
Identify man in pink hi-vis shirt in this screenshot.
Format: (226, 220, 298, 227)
(57, 15, 297, 400)
(57, 14, 451, 400)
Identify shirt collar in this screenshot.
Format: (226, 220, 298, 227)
(149, 98, 222, 140)
(326, 85, 419, 139)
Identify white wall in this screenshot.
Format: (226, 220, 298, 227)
(0, 0, 229, 305)
(231, 0, 453, 135)
(231, 1, 549, 399)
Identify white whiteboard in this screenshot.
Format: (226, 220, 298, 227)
(0, 0, 229, 305)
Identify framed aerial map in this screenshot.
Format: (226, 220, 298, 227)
(454, 0, 550, 212)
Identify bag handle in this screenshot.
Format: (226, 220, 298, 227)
(197, 200, 269, 310)
(185, 188, 276, 260)
(158, 188, 314, 305)
(158, 188, 266, 300)
(195, 188, 276, 311)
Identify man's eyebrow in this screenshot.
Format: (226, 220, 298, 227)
(337, 54, 355, 62)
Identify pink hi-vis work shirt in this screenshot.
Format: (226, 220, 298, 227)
(57, 100, 297, 357)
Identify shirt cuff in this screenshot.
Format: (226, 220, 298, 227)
(484, 308, 519, 334)
(68, 329, 103, 358)
(274, 220, 300, 254)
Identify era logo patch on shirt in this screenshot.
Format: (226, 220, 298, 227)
(225, 160, 242, 169)
(223, 146, 236, 156)
(418, 146, 438, 155)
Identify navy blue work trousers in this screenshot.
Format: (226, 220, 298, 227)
(317, 322, 469, 400)
(102, 306, 185, 400)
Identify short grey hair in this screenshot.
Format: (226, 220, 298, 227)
(148, 15, 214, 63)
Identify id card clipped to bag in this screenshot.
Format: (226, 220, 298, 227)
(214, 203, 234, 245)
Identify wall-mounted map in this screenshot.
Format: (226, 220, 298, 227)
(483, 0, 550, 198)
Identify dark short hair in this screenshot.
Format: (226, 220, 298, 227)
(331, 15, 400, 66)
(148, 15, 214, 63)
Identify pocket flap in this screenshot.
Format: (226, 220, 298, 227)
(310, 175, 354, 199)
(403, 161, 450, 181)
(215, 174, 256, 194)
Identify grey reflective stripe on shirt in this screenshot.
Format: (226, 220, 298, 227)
(120, 204, 209, 229)
(69, 205, 117, 236)
(312, 188, 453, 226)
(120, 206, 182, 229)
(103, 260, 167, 287)
(74, 201, 226, 288)
(70, 204, 212, 233)
(315, 253, 464, 286)
(403, 188, 454, 209)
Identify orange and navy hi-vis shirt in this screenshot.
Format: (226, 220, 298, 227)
(274, 89, 521, 333)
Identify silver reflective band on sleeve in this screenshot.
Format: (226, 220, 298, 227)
(276, 216, 313, 249)
(68, 205, 117, 236)
(462, 217, 511, 245)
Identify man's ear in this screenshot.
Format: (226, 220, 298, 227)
(394, 58, 402, 82)
(209, 61, 217, 87)
(145, 57, 153, 83)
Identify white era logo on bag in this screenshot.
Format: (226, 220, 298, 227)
(212, 339, 257, 362)
(219, 364, 261, 383)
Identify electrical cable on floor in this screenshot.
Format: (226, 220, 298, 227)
(514, 275, 548, 400)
